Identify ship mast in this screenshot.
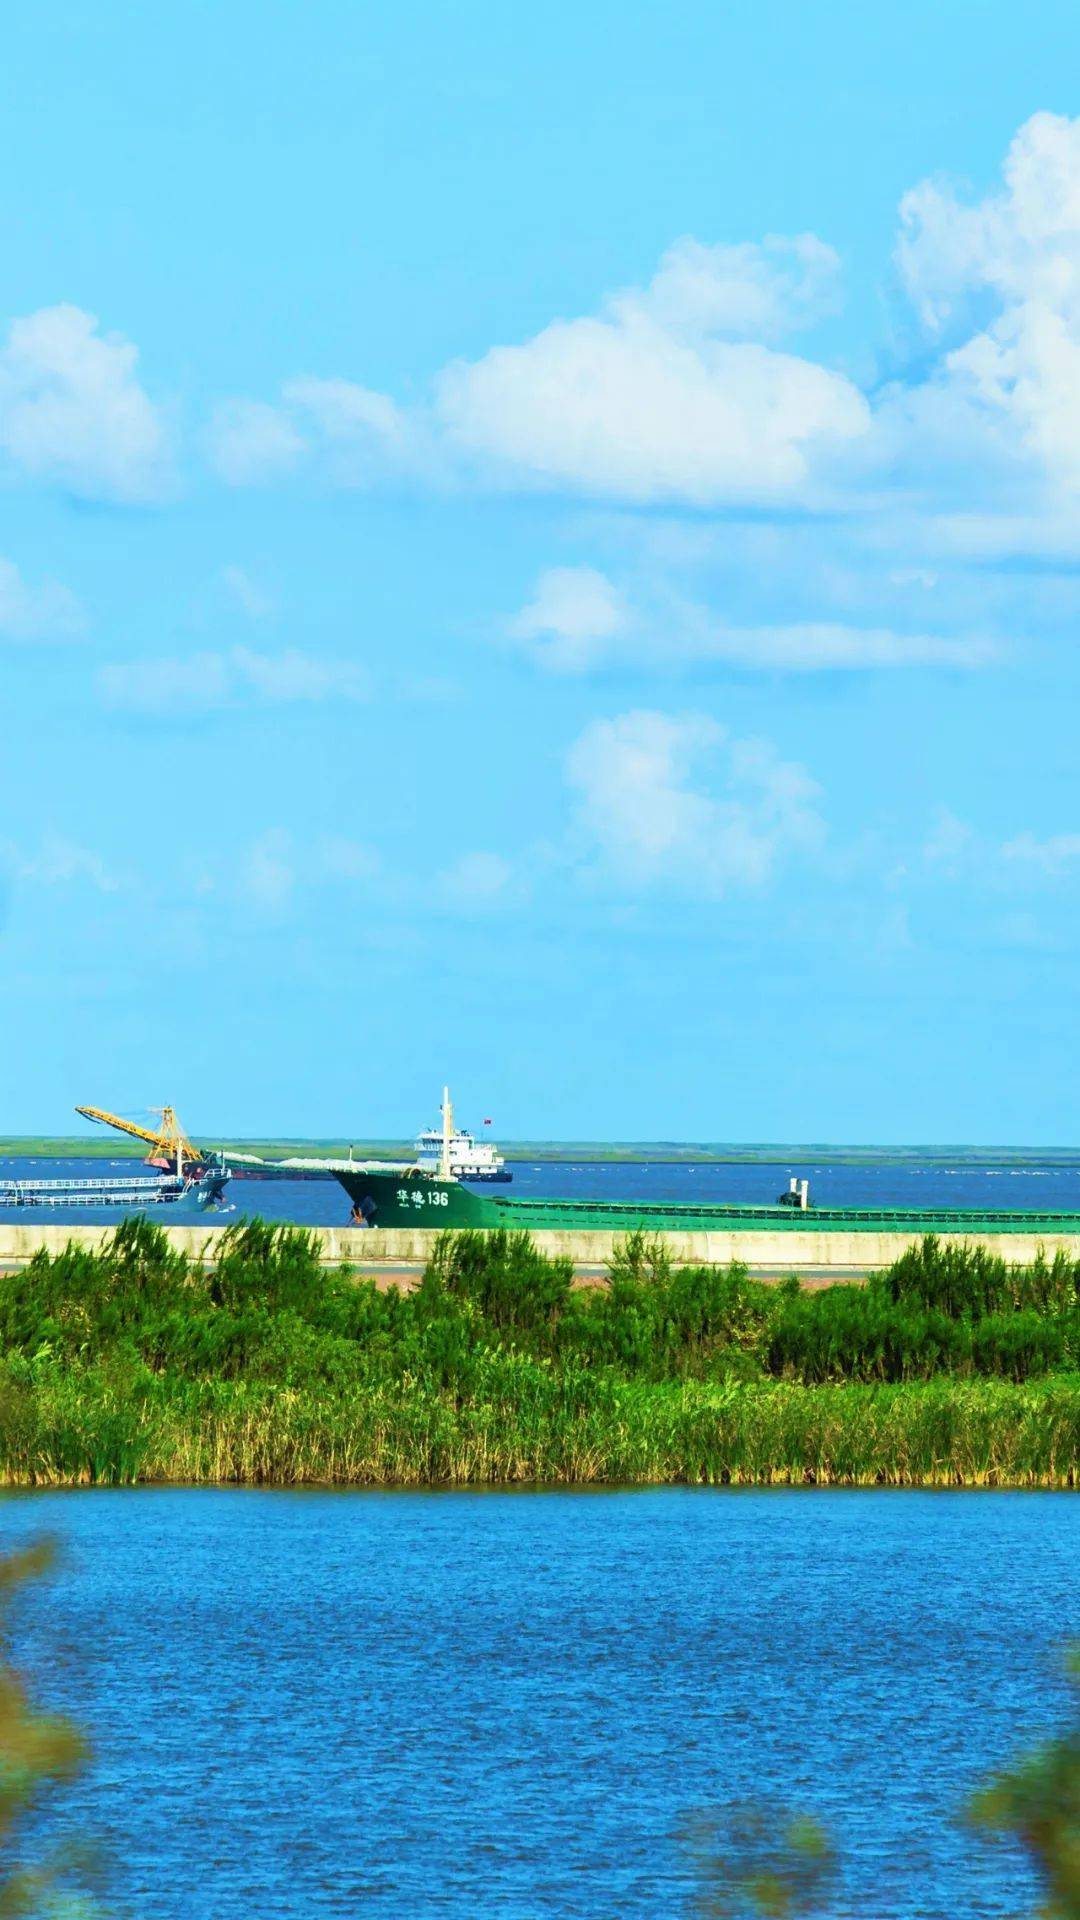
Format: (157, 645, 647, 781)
(439, 1085, 454, 1180)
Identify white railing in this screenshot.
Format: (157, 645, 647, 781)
(0, 1176, 185, 1208)
(2, 1177, 176, 1193)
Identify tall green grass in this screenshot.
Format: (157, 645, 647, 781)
(0, 1220, 1078, 1487)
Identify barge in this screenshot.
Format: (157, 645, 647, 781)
(0, 1167, 230, 1212)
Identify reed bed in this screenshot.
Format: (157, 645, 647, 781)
(2, 1368, 1078, 1491)
(0, 1218, 1078, 1488)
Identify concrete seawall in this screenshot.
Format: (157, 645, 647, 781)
(3, 1222, 1080, 1271)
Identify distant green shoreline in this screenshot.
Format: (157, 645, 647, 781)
(3, 1135, 1080, 1169)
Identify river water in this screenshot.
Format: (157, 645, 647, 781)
(3, 1153, 1080, 1226)
(4, 1487, 1077, 1917)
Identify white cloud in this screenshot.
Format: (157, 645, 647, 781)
(230, 645, 369, 702)
(614, 234, 842, 342)
(221, 565, 274, 619)
(898, 114, 1080, 329)
(915, 816, 1080, 886)
(208, 833, 515, 920)
(894, 113, 1080, 503)
(0, 834, 121, 893)
(210, 234, 866, 505)
(694, 623, 993, 670)
(437, 850, 515, 910)
(0, 557, 85, 641)
(208, 378, 420, 486)
(199, 112, 1080, 548)
(508, 566, 628, 670)
(284, 376, 414, 477)
(317, 836, 381, 883)
(566, 709, 824, 893)
(185, 832, 383, 914)
(242, 830, 295, 912)
(98, 647, 370, 714)
(1001, 829, 1080, 874)
(923, 810, 975, 869)
(436, 239, 867, 504)
(993, 909, 1065, 951)
(0, 305, 170, 502)
(98, 654, 231, 714)
(207, 400, 305, 486)
(507, 567, 992, 673)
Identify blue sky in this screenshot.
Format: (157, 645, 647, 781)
(4, 2, 1080, 1143)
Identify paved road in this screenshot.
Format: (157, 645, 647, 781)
(0, 1257, 871, 1286)
(1, 1256, 878, 1290)
(345, 1261, 871, 1291)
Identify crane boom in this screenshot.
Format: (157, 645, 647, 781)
(76, 1106, 171, 1148)
(75, 1105, 205, 1167)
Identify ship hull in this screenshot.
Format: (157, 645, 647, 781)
(341, 1167, 496, 1228)
(334, 1166, 1080, 1236)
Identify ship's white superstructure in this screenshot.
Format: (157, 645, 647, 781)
(414, 1088, 511, 1182)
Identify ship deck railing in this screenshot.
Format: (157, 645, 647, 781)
(0, 1176, 185, 1209)
(1, 1176, 179, 1192)
(479, 1197, 1080, 1234)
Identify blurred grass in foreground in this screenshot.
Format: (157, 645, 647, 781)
(0, 1541, 98, 1917)
(684, 1654, 1080, 1917)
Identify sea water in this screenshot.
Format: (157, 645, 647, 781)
(2, 1152, 1080, 1227)
(4, 1487, 1077, 1917)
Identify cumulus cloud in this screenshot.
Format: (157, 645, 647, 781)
(0, 557, 85, 641)
(509, 567, 629, 670)
(0, 305, 170, 501)
(1001, 829, 1080, 873)
(566, 709, 824, 893)
(209, 234, 866, 504)
(189, 832, 383, 913)
(231, 645, 369, 702)
(98, 647, 371, 714)
(201, 113, 1080, 554)
(613, 234, 843, 342)
(436, 237, 867, 504)
(216, 832, 515, 920)
(893, 112, 1080, 506)
(208, 378, 420, 486)
(437, 850, 515, 910)
(221, 565, 274, 620)
(0, 834, 122, 893)
(242, 829, 295, 912)
(692, 623, 993, 670)
(317, 836, 381, 883)
(923, 810, 976, 869)
(507, 567, 992, 673)
(207, 400, 305, 486)
(284, 377, 411, 464)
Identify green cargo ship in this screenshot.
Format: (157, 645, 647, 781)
(335, 1094, 1080, 1237)
(334, 1160, 1080, 1235)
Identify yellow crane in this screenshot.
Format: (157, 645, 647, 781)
(75, 1105, 206, 1171)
